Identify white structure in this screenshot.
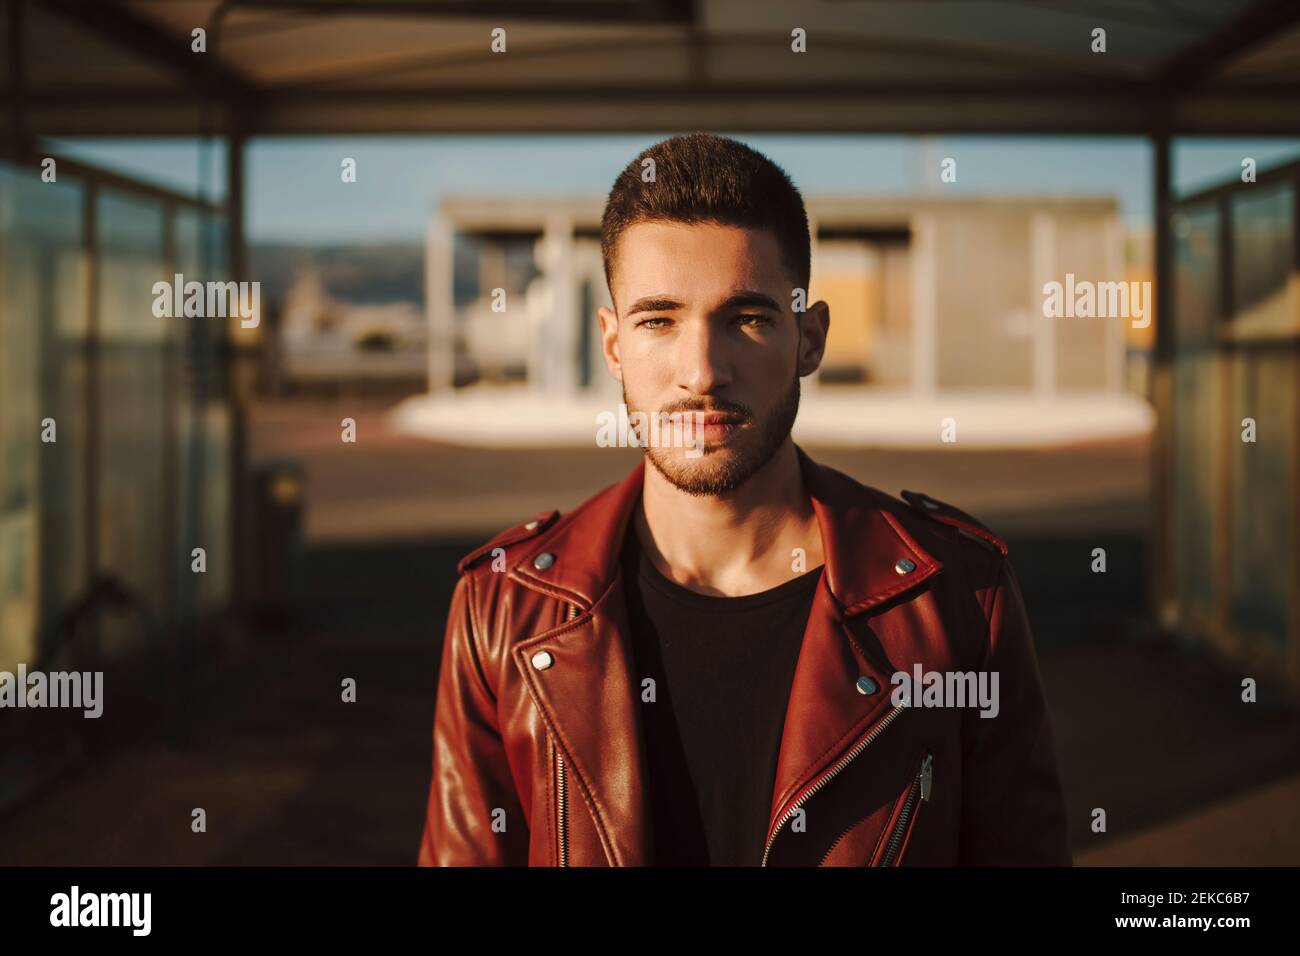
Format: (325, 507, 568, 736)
(396, 194, 1152, 449)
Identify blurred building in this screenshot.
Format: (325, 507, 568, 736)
(427, 194, 1145, 400)
(276, 266, 426, 392)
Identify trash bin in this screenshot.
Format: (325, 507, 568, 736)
(248, 460, 305, 622)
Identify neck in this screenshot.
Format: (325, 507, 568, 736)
(633, 439, 825, 596)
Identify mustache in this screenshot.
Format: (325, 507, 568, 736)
(658, 399, 752, 420)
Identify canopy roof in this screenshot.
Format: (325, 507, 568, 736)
(8, 0, 1300, 135)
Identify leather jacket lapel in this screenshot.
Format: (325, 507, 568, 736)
(511, 571, 652, 866)
(765, 448, 944, 853)
(507, 458, 651, 865)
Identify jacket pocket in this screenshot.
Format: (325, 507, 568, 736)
(874, 750, 934, 867)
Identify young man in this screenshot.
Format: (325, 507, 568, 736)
(418, 133, 1071, 867)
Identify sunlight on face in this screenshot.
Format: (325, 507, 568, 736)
(605, 221, 803, 496)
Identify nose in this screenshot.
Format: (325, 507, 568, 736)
(675, 317, 733, 395)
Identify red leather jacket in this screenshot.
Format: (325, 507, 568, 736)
(418, 446, 1072, 866)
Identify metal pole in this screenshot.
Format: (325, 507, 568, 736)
(1150, 131, 1172, 635)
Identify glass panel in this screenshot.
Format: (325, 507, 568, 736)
(1171, 204, 1220, 349)
(1230, 183, 1295, 333)
(96, 190, 167, 659)
(1227, 348, 1295, 649)
(0, 163, 87, 672)
(198, 403, 231, 616)
(173, 207, 231, 624)
(1169, 203, 1221, 617)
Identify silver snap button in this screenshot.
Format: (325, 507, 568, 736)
(524, 519, 539, 530)
(922, 498, 939, 511)
(531, 650, 554, 671)
(856, 676, 879, 695)
(894, 558, 916, 574)
(533, 552, 555, 570)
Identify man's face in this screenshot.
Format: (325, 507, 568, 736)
(597, 220, 829, 496)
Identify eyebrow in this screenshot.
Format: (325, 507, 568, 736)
(625, 291, 783, 317)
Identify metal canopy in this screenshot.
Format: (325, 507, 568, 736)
(5, 0, 1300, 136)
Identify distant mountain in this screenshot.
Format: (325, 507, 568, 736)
(250, 241, 424, 306)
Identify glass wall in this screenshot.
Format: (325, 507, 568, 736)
(1226, 180, 1296, 649)
(1165, 155, 1300, 686)
(173, 208, 232, 623)
(96, 191, 168, 659)
(1230, 183, 1296, 332)
(0, 156, 232, 673)
(1228, 347, 1295, 647)
(0, 164, 89, 673)
(1169, 203, 1220, 621)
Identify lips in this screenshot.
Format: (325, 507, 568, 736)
(669, 411, 745, 426)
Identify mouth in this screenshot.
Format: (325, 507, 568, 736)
(667, 410, 748, 444)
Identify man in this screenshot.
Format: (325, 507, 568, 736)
(418, 133, 1071, 866)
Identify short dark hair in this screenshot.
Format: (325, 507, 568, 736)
(600, 132, 811, 298)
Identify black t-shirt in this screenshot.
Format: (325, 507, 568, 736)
(620, 525, 823, 866)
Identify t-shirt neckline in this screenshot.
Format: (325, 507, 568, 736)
(624, 528, 824, 612)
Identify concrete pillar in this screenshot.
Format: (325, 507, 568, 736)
(426, 214, 454, 394)
(1103, 213, 1125, 393)
(910, 213, 937, 397)
(539, 214, 576, 396)
(1031, 211, 1057, 398)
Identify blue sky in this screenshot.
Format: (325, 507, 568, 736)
(46, 134, 1300, 245)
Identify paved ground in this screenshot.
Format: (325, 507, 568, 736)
(250, 396, 1152, 542)
(2, 397, 1296, 866)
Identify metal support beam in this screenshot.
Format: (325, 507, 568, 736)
(82, 182, 102, 665)
(5, 0, 25, 159)
(225, 111, 248, 622)
(1155, 0, 1300, 91)
(226, 0, 694, 24)
(1150, 130, 1173, 636)
(42, 0, 256, 97)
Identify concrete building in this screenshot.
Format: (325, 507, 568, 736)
(427, 194, 1133, 402)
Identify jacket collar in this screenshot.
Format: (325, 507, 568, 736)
(508, 443, 943, 616)
(506, 443, 944, 865)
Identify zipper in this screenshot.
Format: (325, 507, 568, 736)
(555, 748, 569, 867)
(761, 704, 904, 867)
(554, 601, 580, 867)
(876, 750, 933, 867)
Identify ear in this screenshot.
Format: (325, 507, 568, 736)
(597, 305, 623, 381)
(796, 299, 830, 378)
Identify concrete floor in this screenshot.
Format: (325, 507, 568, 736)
(2, 397, 1296, 866)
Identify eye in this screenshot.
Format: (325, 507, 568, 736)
(636, 317, 671, 329)
(735, 313, 771, 327)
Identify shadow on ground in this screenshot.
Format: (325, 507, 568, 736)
(4, 529, 1298, 866)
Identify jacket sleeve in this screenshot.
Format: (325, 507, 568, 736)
(417, 571, 530, 866)
(957, 559, 1072, 865)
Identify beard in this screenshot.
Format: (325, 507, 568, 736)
(623, 373, 801, 497)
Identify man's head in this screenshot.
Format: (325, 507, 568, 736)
(597, 133, 829, 496)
